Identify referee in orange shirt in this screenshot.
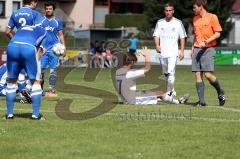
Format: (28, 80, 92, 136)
(191, 0, 225, 106)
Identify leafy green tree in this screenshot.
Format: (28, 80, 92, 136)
(143, 0, 235, 44)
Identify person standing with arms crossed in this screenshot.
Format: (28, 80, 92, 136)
(40, 2, 65, 96)
(191, 0, 225, 106)
(153, 3, 187, 97)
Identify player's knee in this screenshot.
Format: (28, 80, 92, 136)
(204, 72, 214, 80)
(168, 75, 175, 84)
(195, 72, 202, 81)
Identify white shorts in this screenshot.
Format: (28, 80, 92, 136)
(160, 56, 177, 75)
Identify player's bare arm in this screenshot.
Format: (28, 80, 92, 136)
(143, 47, 151, 73)
(199, 32, 221, 48)
(5, 27, 13, 39)
(179, 38, 185, 60)
(154, 37, 161, 53)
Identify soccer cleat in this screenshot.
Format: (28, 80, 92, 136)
(218, 90, 225, 106)
(31, 114, 45, 121)
(178, 93, 190, 104)
(3, 114, 14, 120)
(45, 92, 58, 97)
(192, 101, 207, 107)
(163, 94, 179, 104)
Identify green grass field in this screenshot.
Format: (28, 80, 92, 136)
(0, 66, 240, 159)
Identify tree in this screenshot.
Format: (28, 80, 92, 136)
(143, 0, 235, 45)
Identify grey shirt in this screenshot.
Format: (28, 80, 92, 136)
(115, 67, 145, 104)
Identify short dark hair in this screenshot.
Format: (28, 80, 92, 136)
(194, 0, 207, 9)
(164, 2, 174, 9)
(23, 0, 38, 5)
(45, 2, 56, 10)
(123, 53, 137, 65)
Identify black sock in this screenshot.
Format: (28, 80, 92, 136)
(210, 79, 222, 95)
(196, 82, 205, 104)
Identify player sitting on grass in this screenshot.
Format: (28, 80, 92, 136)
(115, 47, 189, 105)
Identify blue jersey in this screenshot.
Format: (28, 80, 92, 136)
(10, 25, 47, 48)
(41, 16, 63, 50)
(8, 7, 43, 30)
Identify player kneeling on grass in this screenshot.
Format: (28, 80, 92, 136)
(115, 47, 189, 105)
(0, 64, 32, 104)
(4, 25, 46, 120)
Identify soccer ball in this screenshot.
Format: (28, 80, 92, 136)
(53, 43, 66, 56)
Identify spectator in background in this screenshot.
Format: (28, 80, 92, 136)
(89, 42, 96, 68)
(93, 40, 104, 68)
(128, 33, 139, 54)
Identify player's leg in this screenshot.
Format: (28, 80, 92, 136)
(17, 70, 26, 93)
(160, 57, 176, 96)
(192, 48, 206, 106)
(202, 48, 225, 106)
(0, 72, 7, 96)
(31, 80, 44, 119)
(5, 44, 21, 119)
(40, 54, 49, 90)
(204, 72, 225, 106)
(194, 71, 206, 106)
(5, 78, 18, 119)
(160, 57, 169, 88)
(166, 56, 177, 96)
(48, 53, 59, 94)
(23, 46, 44, 120)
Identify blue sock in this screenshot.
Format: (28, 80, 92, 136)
(31, 84, 42, 117)
(6, 83, 17, 115)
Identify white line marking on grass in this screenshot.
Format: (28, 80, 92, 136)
(1, 108, 240, 123)
(191, 117, 240, 123)
(208, 106, 240, 113)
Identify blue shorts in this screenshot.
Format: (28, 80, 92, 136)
(7, 42, 41, 80)
(41, 48, 59, 69)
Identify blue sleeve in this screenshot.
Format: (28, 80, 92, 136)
(33, 10, 44, 25)
(39, 37, 47, 49)
(57, 19, 63, 31)
(8, 13, 15, 29)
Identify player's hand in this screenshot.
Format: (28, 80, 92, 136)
(179, 51, 184, 60)
(190, 49, 193, 59)
(199, 41, 207, 48)
(41, 48, 46, 55)
(155, 45, 161, 53)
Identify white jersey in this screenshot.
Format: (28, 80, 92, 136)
(153, 17, 187, 58)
